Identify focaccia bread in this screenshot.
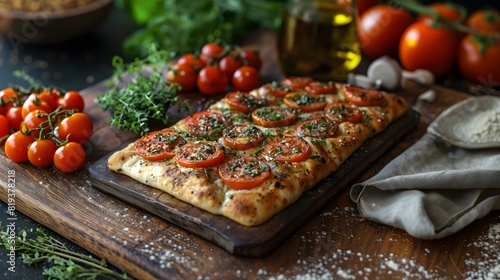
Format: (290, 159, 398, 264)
(108, 78, 409, 226)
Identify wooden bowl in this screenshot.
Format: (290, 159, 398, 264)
(0, 0, 113, 45)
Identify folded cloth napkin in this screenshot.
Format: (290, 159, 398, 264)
(350, 97, 500, 239)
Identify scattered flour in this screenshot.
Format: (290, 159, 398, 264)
(462, 111, 500, 144)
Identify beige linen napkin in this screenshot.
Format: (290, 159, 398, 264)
(350, 96, 500, 239)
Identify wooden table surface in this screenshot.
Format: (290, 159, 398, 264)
(1, 29, 499, 280)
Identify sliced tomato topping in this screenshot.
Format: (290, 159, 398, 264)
(175, 141, 225, 168)
(262, 136, 312, 163)
(258, 82, 294, 98)
(305, 81, 337, 95)
(136, 129, 186, 161)
(296, 118, 338, 138)
(223, 124, 265, 150)
(225, 91, 266, 114)
(251, 106, 297, 128)
(324, 101, 362, 124)
(219, 156, 271, 190)
(185, 111, 230, 139)
(281, 76, 314, 89)
(284, 92, 327, 112)
(342, 85, 385, 107)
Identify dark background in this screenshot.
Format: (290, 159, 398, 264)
(0, 1, 498, 279)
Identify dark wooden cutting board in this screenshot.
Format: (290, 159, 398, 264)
(89, 108, 420, 257)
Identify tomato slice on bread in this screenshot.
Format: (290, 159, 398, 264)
(284, 92, 327, 112)
(281, 76, 314, 89)
(136, 129, 187, 161)
(342, 85, 385, 107)
(251, 106, 297, 128)
(185, 111, 230, 139)
(223, 124, 265, 150)
(225, 91, 266, 114)
(262, 136, 312, 163)
(175, 141, 225, 168)
(324, 101, 362, 124)
(258, 82, 294, 98)
(305, 81, 338, 95)
(219, 156, 271, 190)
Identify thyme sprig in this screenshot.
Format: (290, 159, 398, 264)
(0, 227, 128, 279)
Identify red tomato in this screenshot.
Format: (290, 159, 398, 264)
(185, 111, 229, 139)
(356, 0, 378, 17)
(342, 85, 385, 106)
(166, 63, 198, 92)
(399, 21, 458, 78)
(466, 9, 500, 34)
(258, 82, 294, 98)
(0, 114, 10, 139)
(4, 131, 35, 163)
(177, 53, 206, 69)
(219, 53, 243, 80)
(200, 42, 225, 64)
(28, 139, 58, 167)
(197, 66, 228, 95)
(6, 106, 24, 131)
(23, 110, 49, 139)
(175, 141, 225, 168)
(324, 101, 362, 124)
(53, 142, 86, 172)
(296, 118, 338, 138)
(22, 96, 52, 119)
(224, 91, 266, 114)
(357, 5, 413, 59)
(417, 2, 466, 23)
(281, 77, 313, 89)
(58, 91, 85, 112)
(284, 92, 327, 112)
(251, 106, 297, 128)
(232, 66, 260, 92)
(0, 88, 19, 115)
(239, 48, 262, 71)
(57, 113, 94, 144)
(457, 34, 500, 86)
(222, 124, 265, 150)
(34, 90, 59, 110)
(262, 136, 312, 163)
(305, 81, 337, 95)
(136, 128, 186, 161)
(218, 156, 270, 190)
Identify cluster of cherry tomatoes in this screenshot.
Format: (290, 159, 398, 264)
(0, 87, 93, 172)
(357, 1, 499, 86)
(166, 42, 263, 94)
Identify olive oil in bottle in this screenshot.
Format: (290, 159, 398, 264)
(277, 0, 362, 82)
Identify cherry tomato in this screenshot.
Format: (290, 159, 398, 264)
(175, 141, 225, 168)
(219, 53, 243, 80)
(4, 131, 35, 163)
(166, 63, 198, 92)
(21, 96, 52, 119)
(224, 91, 266, 114)
(324, 101, 362, 124)
(23, 110, 49, 139)
(357, 5, 413, 59)
(223, 124, 265, 150)
(28, 139, 58, 167)
(281, 77, 313, 89)
(58, 91, 85, 112)
(218, 156, 270, 190)
(457, 34, 500, 86)
(57, 113, 94, 144)
(296, 118, 338, 138)
(466, 9, 500, 34)
(0, 114, 10, 139)
(0, 88, 18, 115)
(6, 106, 24, 131)
(356, 0, 378, 17)
(34, 90, 59, 110)
(53, 142, 86, 172)
(251, 106, 297, 128)
(197, 66, 228, 95)
(258, 82, 294, 98)
(239, 48, 262, 71)
(399, 21, 458, 78)
(284, 92, 327, 112)
(232, 66, 260, 92)
(417, 2, 466, 24)
(136, 128, 186, 161)
(185, 111, 229, 139)
(305, 81, 337, 95)
(262, 136, 312, 163)
(177, 53, 206, 69)
(200, 42, 224, 64)
(342, 85, 385, 106)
